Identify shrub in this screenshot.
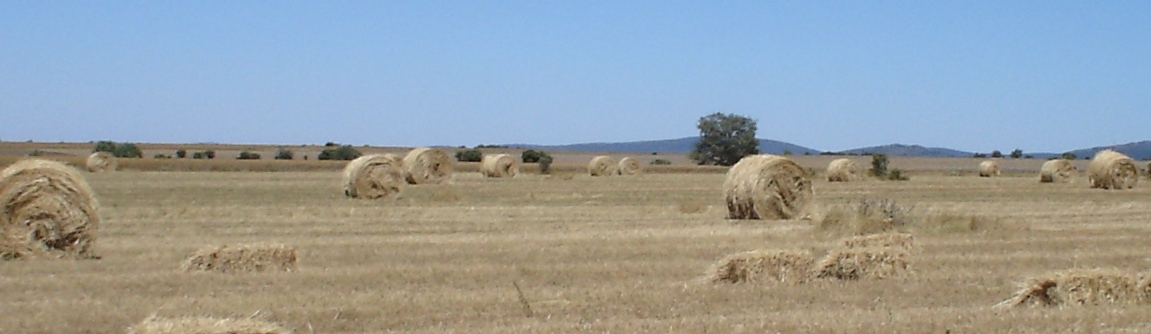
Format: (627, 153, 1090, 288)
(93, 141, 142, 158)
(455, 148, 483, 162)
(92, 140, 117, 154)
(175, 149, 186, 158)
(972, 153, 987, 158)
(990, 150, 1003, 158)
(650, 159, 672, 165)
(275, 148, 293, 160)
(237, 151, 261, 160)
(869, 154, 889, 177)
(192, 152, 204, 159)
(521, 149, 546, 163)
(318, 145, 361, 161)
(1061, 152, 1077, 160)
(203, 150, 216, 159)
(153, 153, 169, 159)
(538, 154, 554, 174)
(885, 169, 909, 181)
(1010, 149, 1023, 159)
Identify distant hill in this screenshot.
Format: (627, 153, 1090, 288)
(508, 136, 821, 155)
(837, 144, 974, 157)
(1062, 141, 1151, 161)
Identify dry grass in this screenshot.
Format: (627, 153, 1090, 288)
(128, 315, 291, 334)
(814, 247, 911, 280)
(2, 156, 1151, 332)
(181, 243, 298, 273)
(840, 233, 915, 251)
(997, 268, 1150, 308)
(704, 249, 815, 284)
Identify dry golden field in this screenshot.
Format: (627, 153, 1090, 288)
(2, 152, 1151, 333)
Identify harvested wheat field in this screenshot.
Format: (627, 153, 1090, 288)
(3, 156, 1151, 333)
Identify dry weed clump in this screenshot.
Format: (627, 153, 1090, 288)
(816, 198, 912, 236)
(181, 243, 298, 273)
(0, 159, 100, 259)
(128, 315, 291, 334)
(723, 155, 812, 220)
(480, 154, 519, 178)
(996, 269, 1150, 308)
(1088, 149, 1138, 189)
(826, 158, 860, 182)
(342, 154, 404, 199)
(840, 233, 915, 252)
(705, 249, 815, 284)
(814, 247, 910, 280)
(978, 160, 1000, 177)
(86, 152, 117, 173)
(588, 156, 617, 177)
(403, 147, 453, 185)
(1039, 159, 1076, 183)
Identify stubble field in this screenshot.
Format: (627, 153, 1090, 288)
(1, 158, 1150, 333)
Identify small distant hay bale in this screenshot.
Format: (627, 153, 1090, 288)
(705, 249, 815, 284)
(978, 160, 1000, 177)
(840, 233, 915, 251)
(1039, 159, 1076, 183)
(0, 159, 100, 259)
(723, 155, 813, 220)
(480, 154, 519, 178)
(617, 157, 641, 176)
(826, 158, 860, 182)
(1088, 149, 1138, 189)
(86, 152, 117, 173)
(402, 147, 453, 185)
(342, 154, 403, 199)
(181, 243, 297, 273)
(996, 269, 1149, 308)
(814, 247, 910, 280)
(129, 315, 291, 334)
(588, 156, 617, 177)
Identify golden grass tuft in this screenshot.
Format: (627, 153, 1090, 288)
(978, 160, 1000, 177)
(616, 157, 641, 176)
(996, 268, 1150, 308)
(0, 159, 100, 259)
(826, 158, 860, 182)
(1039, 159, 1076, 183)
(1088, 149, 1138, 190)
(181, 243, 298, 273)
(723, 155, 812, 220)
(705, 249, 815, 284)
(402, 147, 453, 185)
(840, 233, 915, 252)
(480, 154, 519, 178)
(587, 156, 617, 177)
(342, 154, 404, 199)
(814, 247, 910, 280)
(128, 315, 291, 334)
(86, 152, 117, 173)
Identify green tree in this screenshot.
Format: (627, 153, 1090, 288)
(275, 148, 294, 160)
(175, 149, 187, 158)
(93, 140, 117, 153)
(455, 148, 483, 162)
(113, 143, 143, 158)
(521, 149, 549, 163)
(204, 150, 216, 159)
(689, 112, 759, 166)
(990, 150, 1003, 158)
(1010, 149, 1023, 159)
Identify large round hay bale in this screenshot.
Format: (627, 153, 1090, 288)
(1088, 149, 1138, 189)
(588, 156, 617, 177)
(342, 154, 404, 199)
(617, 157, 641, 176)
(723, 154, 813, 220)
(1039, 159, 1076, 183)
(402, 147, 453, 185)
(0, 159, 99, 259)
(85, 152, 117, 173)
(480, 154, 519, 178)
(826, 158, 859, 182)
(978, 160, 1000, 177)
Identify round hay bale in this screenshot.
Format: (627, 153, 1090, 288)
(1039, 159, 1076, 183)
(85, 152, 117, 173)
(480, 154, 519, 178)
(0, 159, 99, 259)
(617, 157, 642, 176)
(826, 158, 859, 182)
(1088, 149, 1138, 189)
(402, 147, 453, 185)
(342, 154, 404, 199)
(588, 156, 617, 177)
(723, 154, 813, 220)
(978, 160, 1000, 177)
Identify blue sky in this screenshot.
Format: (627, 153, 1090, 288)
(2, 1, 1148, 153)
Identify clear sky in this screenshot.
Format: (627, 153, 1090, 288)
(2, 1, 1148, 153)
